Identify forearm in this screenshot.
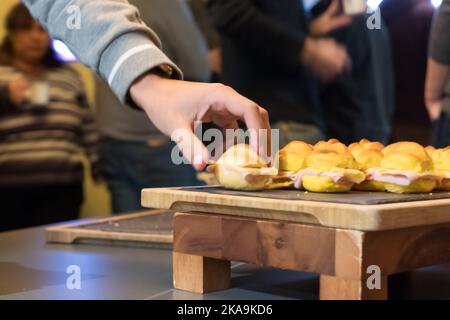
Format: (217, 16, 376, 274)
(429, 0, 450, 65)
(21, 0, 182, 103)
(425, 58, 450, 102)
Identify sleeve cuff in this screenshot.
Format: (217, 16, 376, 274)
(98, 32, 183, 105)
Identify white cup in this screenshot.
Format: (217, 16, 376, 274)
(28, 81, 49, 106)
(342, 0, 367, 15)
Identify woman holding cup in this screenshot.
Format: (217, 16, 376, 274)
(0, 4, 100, 232)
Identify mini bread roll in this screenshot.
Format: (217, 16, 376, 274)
(349, 139, 384, 153)
(349, 140, 385, 192)
(213, 144, 276, 190)
(276, 141, 313, 173)
(270, 141, 313, 189)
(370, 143, 439, 193)
(296, 139, 365, 192)
(382, 141, 429, 159)
(430, 147, 450, 190)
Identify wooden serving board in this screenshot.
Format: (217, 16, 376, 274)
(141, 186, 450, 231)
(46, 210, 173, 248)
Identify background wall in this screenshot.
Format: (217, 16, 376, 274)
(0, 0, 111, 218)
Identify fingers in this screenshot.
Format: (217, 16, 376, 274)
(210, 85, 271, 157)
(171, 124, 209, 171)
(329, 42, 350, 77)
(259, 106, 272, 162)
(315, 40, 350, 82)
(242, 103, 270, 158)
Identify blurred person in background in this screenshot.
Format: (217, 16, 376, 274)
(381, 0, 436, 145)
(187, 0, 222, 81)
(96, 0, 212, 214)
(207, 0, 353, 147)
(312, 0, 394, 144)
(425, 0, 450, 147)
(0, 4, 100, 232)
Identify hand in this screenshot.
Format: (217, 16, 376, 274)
(208, 48, 222, 75)
(130, 73, 271, 171)
(425, 97, 443, 121)
(8, 77, 29, 105)
(309, 0, 352, 37)
(301, 37, 351, 82)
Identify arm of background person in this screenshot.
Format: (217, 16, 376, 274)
(426, 0, 450, 120)
(425, 59, 450, 120)
(207, 0, 350, 81)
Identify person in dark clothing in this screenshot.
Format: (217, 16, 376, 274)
(381, 0, 435, 145)
(188, 0, 222, 79)
(207, 0, 352, 146)
(312, 1, 395, 144)
(426, 0, 450, 148)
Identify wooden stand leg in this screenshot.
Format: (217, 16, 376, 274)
(172, 212, 450, 299)
(319, 229, 389, 300)
(320, 275, 388, 300)
(173, 252, 230, 294)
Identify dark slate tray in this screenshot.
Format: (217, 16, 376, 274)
(179, 186, 450, 205)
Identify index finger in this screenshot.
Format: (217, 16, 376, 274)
(215, 86, 271, 157)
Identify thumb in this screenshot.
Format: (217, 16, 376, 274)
(171, 126, 209, 171)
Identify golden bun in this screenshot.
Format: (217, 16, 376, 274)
(276, 141, 312, 172)
(425, 146, 437, 159)
(308, 139, 357, 171)
(217, 144, 267, 168)
(349, 139, 384, 153)
(382, 141, 430, 159)
(214, 144, 274, 190)
(429, 148, 450, 191)
(381, 151, 433, 173)
(384, 180, 436, 194)
(380, 147, 436, 193)
(349, 140, 384, 170)
(433, 148, 450, 172)
(301, 139, 362, 192)
(348, 140, 385, 191)
(302, 175, 353, 193)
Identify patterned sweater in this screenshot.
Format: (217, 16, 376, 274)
(0, 65, 99, 187)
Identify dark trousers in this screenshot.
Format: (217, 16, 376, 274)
(99, 137, 199, 214)
(0, 184, 83, 233)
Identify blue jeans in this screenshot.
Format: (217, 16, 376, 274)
(99, 137, 199, 214)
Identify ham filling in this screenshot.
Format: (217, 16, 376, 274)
(366, 168, 443, 186)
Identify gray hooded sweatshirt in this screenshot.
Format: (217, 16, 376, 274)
(22, 0, 184, 105)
